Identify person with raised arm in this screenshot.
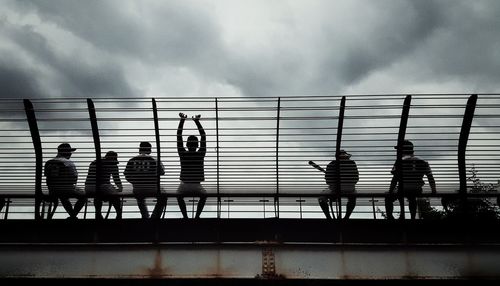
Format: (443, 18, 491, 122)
(176, 113, 207, 219)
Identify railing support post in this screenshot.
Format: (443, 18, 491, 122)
(215, 98, 221, 219)
(335, 96, 346, 219)
(275, 97, 281, 218)
(152, 99, 162, 197)
(24, 99, 43, 220)
(395, 95, 412, 219)
(87, 99, 102, 218)
(458, 95, 477, 195)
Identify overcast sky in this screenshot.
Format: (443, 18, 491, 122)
(1, 0, 500, 100)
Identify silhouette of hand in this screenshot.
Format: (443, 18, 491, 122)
(192, 114, 201, 120)
(179, 113, 187, 119)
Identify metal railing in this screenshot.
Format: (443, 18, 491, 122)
(0, 94, 499, 219)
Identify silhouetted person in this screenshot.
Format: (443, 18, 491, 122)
(44, 143, 86, 219)
(319, 150, 359, 219)
(85, 151, 123, 219)
(385, 140, 437, 220)
(177, 113, 207, 219)
(124, 142, 166, 219)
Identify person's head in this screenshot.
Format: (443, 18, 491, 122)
(336, 149, 351, 160)
(394, 140, 414, 155)
(57, 143, 76, 159)
(104, 151, 119, 165)
(139, 142, 152, 154)
(187, 135, 199, 151)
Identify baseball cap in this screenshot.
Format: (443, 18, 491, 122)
(394, 140, 414, 150)
(57, 143, 76, 152)
(337, 149, 351, 158)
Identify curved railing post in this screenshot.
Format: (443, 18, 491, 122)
(87, 99, 102, 217)
(458, 95, 478, 195)
(395, 95, 412, 218)
(152, 98, 162, 196)
(23, 99, 43, 220)
(335, 96, 346, 219)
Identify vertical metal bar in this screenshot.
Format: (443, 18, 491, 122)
(275, 97, 281, 218)
(458, 94, 477, 195)
(335, 96, 346, 219)
(152, 98, 162, 196)
(23, 99, 43, 220)
(4, 199, 10, 220)
(395, 95, 412, 218)
(371, 197, 377, 219)
(215, 98, 221, 218)
(87, 99, 102, 214)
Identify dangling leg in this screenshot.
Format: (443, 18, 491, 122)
(94, 198, 104, 220)
(151, 196, 167, 219)
(318, 196, 332, 219)
(136, 197, 150, 219)
(195, 195, 206, 219)
(408, 196, 417, 220)
(344, 196, 356, 219)
(177, 197, 189, 219)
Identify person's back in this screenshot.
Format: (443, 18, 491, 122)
(325, 159, 359, 192)
(124, 154, 162, 189)
(124, 142, 165, 219)
(397, 155, 430, 192)
(179, 148, 205, 183)
(85, 160, 116, 187)
(44, 156, 78, 194)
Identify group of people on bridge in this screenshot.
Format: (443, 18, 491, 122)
(41, 113, 207, 220)
(0, 113, 438, 220)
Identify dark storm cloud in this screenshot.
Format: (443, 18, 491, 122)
(0, 59, 44, 99)
(2, 22, 136, 99)
(2, 0, 500, 98)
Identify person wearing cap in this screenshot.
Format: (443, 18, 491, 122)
(319, 149, 359, 219)
(385, 140, 437, 220)
(124, 142, 166, 219)
(177, 113, 207, 219)
(44, 143, 86, 219)
(85, 151, 123, 219)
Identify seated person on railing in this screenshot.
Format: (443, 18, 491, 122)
(176, 113, 207, 219)
(124, 142, 166, 219)
(385, 140, 437, 220)
(85, 151, 123, 220)
(44, 143, 86, 219)
(318, 150, 359, 220)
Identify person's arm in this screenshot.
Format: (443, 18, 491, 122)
(388, 163, 397, 193)
(112, 165, 123, 191)
(68, 161, 78, 185)
(426, 163, 437, 194)
(177, 113, 187, 154)
(352, 161, 359, 183)
(158, 161, 165, 176)
(124, 159, 133, 183)
(193, 114, 206, 156)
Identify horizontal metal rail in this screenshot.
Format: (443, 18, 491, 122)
(0, 94, 499, 220)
